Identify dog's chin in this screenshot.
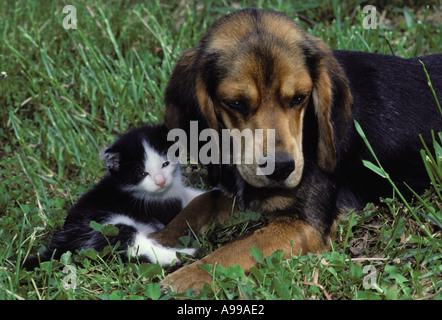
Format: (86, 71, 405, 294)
(236, 164, 303, 189)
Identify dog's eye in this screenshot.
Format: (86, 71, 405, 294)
(223, 100, 247, 114)
(290, 94, 307, 109)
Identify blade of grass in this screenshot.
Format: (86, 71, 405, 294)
(419, 60, 442, 117)
(419, 139, 442, 201)
(354, 120, 437, 244)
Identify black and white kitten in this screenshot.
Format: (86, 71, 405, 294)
(23, 124, 202, 270)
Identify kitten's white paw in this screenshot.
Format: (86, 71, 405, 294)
(128, 233, 196, 267)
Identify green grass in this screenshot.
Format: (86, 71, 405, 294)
(0, 0, 441, 300)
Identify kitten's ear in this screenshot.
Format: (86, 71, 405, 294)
(99, 147, 120, 173)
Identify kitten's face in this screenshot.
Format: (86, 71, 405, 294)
(100, 124, 179, 200)
(132, 140, 177, 194)
(117, 139, 179, 200)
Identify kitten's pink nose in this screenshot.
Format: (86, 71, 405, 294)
(154, 174, 166, 188)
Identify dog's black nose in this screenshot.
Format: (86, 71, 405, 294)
(259, 153, 295, 181)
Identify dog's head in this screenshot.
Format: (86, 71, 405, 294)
(165, 9, 352, 190)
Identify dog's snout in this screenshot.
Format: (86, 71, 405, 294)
(259, 153, 295, 181)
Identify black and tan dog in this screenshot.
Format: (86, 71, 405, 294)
(152, 9, 442, 293)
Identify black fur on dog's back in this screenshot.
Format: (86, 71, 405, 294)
(332, 51, 441, 210)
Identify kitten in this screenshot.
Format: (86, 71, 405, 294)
(23, 124, 202, 270)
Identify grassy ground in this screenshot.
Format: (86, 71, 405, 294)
(0, 0, 441, 300)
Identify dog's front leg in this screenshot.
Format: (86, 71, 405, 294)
(160, 216, 329, 293)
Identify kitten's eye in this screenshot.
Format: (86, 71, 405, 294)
(162, 161, 170, 168)
(140, 171, 149, 177)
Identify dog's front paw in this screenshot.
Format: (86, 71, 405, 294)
(160, 262, 212, 294)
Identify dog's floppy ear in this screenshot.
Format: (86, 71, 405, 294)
(164, 47, 203, 131)
(196, 76, 219, 131)
(164, 47, 221, 185)
(194, 52, 224, 184)
(164, 46, 220, 133)
(195, 76, 221, 184)
(194, 49, 224, 132)
(100, 147, 120, 173)
(304, 35, 353, 173)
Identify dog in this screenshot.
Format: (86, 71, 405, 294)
(151, 8, 442, 293)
